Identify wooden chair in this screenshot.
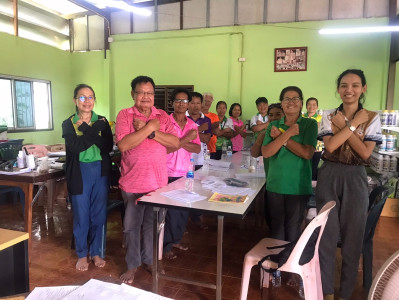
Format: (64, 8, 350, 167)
(239, 201, 336, 300)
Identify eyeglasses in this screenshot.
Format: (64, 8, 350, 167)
(282, 97, 301, 104)
(134, 91, 155, 97)
(174, 99, 189, 104)
(76, 96, 95, 102)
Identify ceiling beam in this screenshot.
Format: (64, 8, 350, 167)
(68, 0, 110, 20)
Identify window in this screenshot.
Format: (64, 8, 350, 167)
(154, 85, 194, 114)
(0, 75, 53, 132)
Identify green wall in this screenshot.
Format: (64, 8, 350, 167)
(1, 17, 392, 144)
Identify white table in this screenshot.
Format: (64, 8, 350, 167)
(138, 151, 266, 300)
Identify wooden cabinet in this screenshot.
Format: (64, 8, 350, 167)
(0, 228, 29, 297)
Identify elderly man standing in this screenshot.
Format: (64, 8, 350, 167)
(202, 92, 220, 159)
(115, 75, 179, 284)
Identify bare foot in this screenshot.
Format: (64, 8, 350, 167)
(76, 257, 89, 271)
(142, 263, 166, 275)
(172, 243, 188, 251)
(164, 251, 177, 260)
(92, 255, 106, 268)
(120, 268, 137, 284)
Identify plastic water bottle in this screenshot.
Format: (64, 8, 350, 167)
(298, 279, 304, 298)
(271, 270, 281, 287)
(185, 158, 195, 193)
(226, 145, 232, 161)
(222, 141, 227, 157)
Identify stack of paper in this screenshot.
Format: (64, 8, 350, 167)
(26, 279, 173, 300)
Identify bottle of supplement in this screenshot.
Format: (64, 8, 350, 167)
(390, 156, 397, 173)
(227, 145, 232, 161)
(185, 158, 195, 192)
(383, 155, 390, 172)
(377, 154, 384, 172)
(271, 270, 281, 287)
(379, 134, 386, 152)
(387, 135, 394, 152)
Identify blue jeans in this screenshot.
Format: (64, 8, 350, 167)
(71, 161, 108, 258)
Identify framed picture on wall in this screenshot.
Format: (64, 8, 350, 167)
(274, 47, 307, 72)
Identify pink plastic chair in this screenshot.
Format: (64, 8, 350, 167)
(239, 201, 336, 300)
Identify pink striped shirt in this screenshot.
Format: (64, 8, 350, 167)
(167, 114, 200, 177)
(115, 106, 176, 194)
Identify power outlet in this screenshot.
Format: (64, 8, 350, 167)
(238, 57, 246, 62)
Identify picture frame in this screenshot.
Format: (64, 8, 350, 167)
(274, 47, 307, 72)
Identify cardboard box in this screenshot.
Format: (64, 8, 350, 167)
(381, 198, 399, 218)
(46, 144, 65, 152)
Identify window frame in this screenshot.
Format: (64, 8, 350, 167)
(0, 74, 54, 133)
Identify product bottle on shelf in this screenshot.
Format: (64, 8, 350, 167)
(379, 134, 387, 152)
(185, 158, 195, 193)
(383, 155, 390, 172)
(271, 270, 281, 287)
(390, 156, 397, 173)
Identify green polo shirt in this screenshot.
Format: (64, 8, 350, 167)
(262, 115, 317, 195)
(72, 112, 102, 163)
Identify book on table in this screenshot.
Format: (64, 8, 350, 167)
(208, 192, 248, 204)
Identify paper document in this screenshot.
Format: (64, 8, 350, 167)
(161, 189, 207, 203)
(26, 285, 80, 300)
(0, 168, 31, 175)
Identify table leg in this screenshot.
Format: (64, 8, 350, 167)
(23, 183, 34, 258)
(46, 179, 55, 218)
(216, 215, 224, 300)
(152, 207, 160, 294)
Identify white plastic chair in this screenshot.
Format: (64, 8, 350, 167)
(239, 200, 336, 300)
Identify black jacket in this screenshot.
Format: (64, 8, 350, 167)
(62, 114, 113, 195)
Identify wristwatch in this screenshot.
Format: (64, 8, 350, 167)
(347, 121, 356, 132)
(283, 141, 288, 147)
(148, 131, 155, 139)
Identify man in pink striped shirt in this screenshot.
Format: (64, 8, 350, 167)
(115, 75, 179, 284)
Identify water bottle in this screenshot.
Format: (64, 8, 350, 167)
(298, 279, 305, 298)
(185, 158, 195, 193)
(226, 145, 232, 161)
(203, 149, 210, 170)
(271, 270, 281, 287)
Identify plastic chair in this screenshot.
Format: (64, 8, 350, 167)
(239, 201, 336, 300)
(0, 185, 25, 215)
(362, 185, 393, 290)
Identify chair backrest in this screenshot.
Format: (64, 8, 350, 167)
(23, 145, 48, 158)
(279, 201, 336, 273)
(364, 185, 393, 243)
(368, 249, 399, 300)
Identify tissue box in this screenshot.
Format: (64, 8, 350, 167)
(46, 144, 65, 152)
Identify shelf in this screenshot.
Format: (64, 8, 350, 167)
(381, 126, 399, 132)
(375, 150, 399, 157)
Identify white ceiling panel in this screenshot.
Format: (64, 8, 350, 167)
(158, 2, 180, 31)
(88, 15, 104, 50)
(266, 0, 296, 23)
(210, 0, 235, 27)
(365, 0, 389, 18)
(238, 0, 264, 25)
(183, 0, 206, 29)
(332, 0, 364, 19)
(133, 6, 155, 33)
(298, 0, 329, 21)
(110, 10, 131, 35)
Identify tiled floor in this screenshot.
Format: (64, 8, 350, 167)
(0, 188, 398, 300)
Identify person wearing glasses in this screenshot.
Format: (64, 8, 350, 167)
(62, 84, 113, 271)
(316, 69, 381, 300)
(115, 76, 179, 284)
(261, 86, 317, 243)
(163, 88, 201, 260)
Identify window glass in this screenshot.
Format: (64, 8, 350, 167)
(0, 76, 52, 131)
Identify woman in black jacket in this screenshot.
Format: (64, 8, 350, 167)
(62, 84, 113, 271)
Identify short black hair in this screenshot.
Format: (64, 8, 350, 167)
(74, 83, 95, 99)
(130, 75, 155, 91)
(268, 103, 282, 114)
(216, 101, 227, 109)
(170, 88, 192, 102)
(279, 86, 303, 101)
(191, 91, 203, 103)
(229, 103, 242, 117)
(256, 97, 268, 106)
(306, 97, 318, 106)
